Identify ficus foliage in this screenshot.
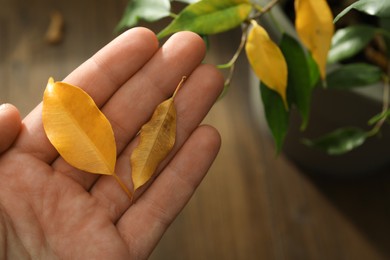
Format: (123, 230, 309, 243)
(114, 0, 390, 156)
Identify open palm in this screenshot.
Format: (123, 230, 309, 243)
(0, 28, 223, 259)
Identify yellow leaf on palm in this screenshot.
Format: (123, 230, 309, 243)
(295, 0, 334, 79)
(42, 78, 116, 175)
(130, 77, 186, 191)
(245, 20, 288, 109)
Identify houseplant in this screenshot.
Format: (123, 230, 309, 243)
(116, 0, 390, 174)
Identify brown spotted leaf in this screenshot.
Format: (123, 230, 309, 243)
(130, 77, 186, 191)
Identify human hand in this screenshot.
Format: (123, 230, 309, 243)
(0, 28, 223, 259)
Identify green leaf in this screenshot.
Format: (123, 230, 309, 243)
(116, 0, 171, 32)
(260, 82, 289, 153)
(326, 63, 383, 89)
(307, 50, 321, 88)
(334, 0, 390, 23)
(157, 0, 252, 39)
(280, 34, 317, 130)
(328, 25, 377, 64)
(302, 127, 367, 155)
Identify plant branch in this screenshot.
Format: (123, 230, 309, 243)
(217, 0, 280, 97)
(262, 0, 280, 13)
(216, 23, 251, 97)
(217, 23, 250, 70)
(250, 0, 280, 20)
(367, 70, 390, 137)
(217, 0, 280, 71)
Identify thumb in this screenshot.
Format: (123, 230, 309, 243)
(0, 104, 21, 153)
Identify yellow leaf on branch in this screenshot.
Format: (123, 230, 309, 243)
(245, 20, 288, 109)
(130, 77, 186, 191)
(295, 0, 334, 79)
(42, 78, 132, 199)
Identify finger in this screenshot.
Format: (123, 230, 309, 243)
(117, 125, 221, 260)
(13, 27, 159, 163)
(100, 31, 207, 151)
(0, 104, 21, 153)
(52, 31, 208, 190)
(90, 63, 224, 221)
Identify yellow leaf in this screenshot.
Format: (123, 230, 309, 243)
(245, 20, 288, 109)
(295, 0, 334, 79)
(42, 78, 116, 175)
(130, 77, 186, 191)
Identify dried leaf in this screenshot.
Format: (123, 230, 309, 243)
(43, 78, 116, 175)
(130, 77, 186, 190)
(245, 20, 288, 109)
(295, 0, 334, 79)
(42, 78, 132, 199)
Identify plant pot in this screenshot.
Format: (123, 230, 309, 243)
(285, 87, 390, 176)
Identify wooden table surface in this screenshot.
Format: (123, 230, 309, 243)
(1, 0, 389, 259)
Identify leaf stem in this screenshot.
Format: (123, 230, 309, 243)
(112, 173, 133, 201)
(169, 12, 178, 19)
(217, 62, 236, 100)
(367, 70, 390, 137)
(172, 76, 187, 99)
(216, 23, 250, 96)
(217, 22, 250, 71)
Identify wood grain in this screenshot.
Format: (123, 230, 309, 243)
(1, 1, 389, 259)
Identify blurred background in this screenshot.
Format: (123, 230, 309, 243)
(1, 0, 390, 259)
